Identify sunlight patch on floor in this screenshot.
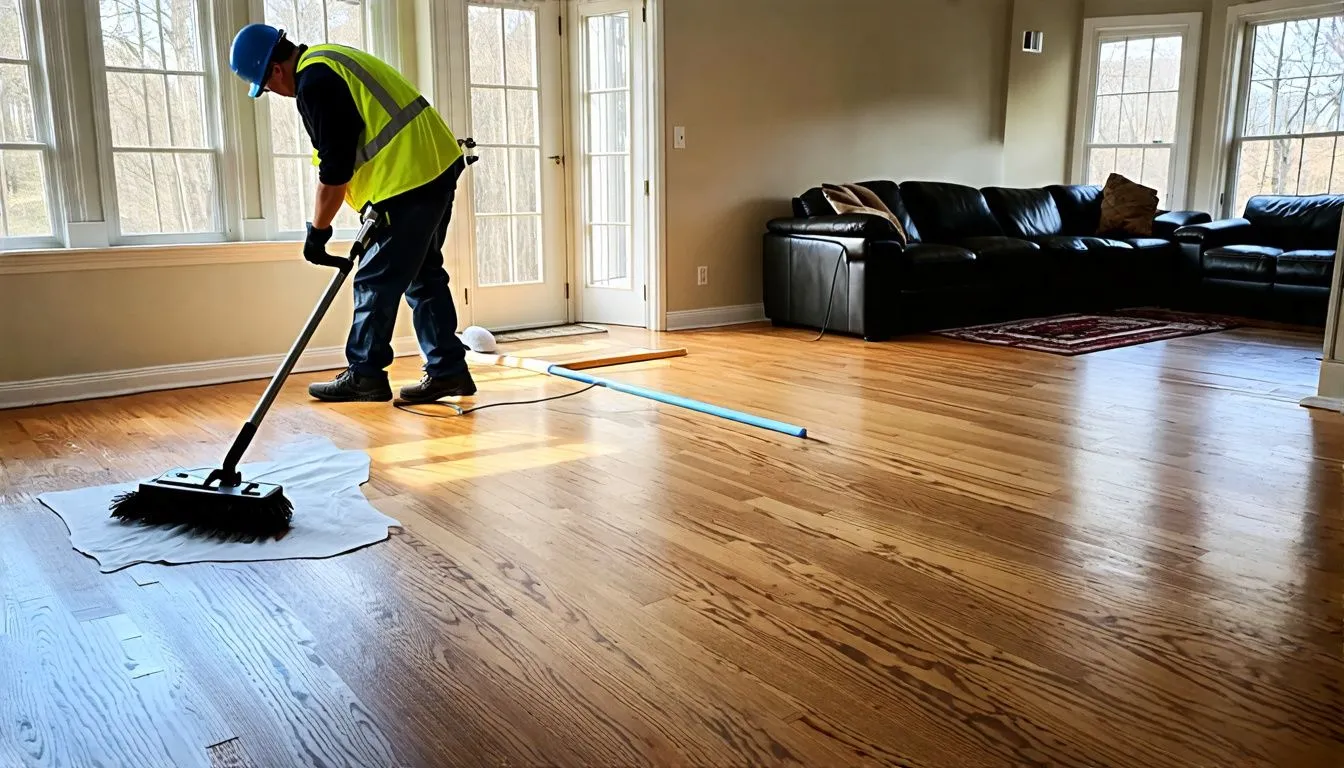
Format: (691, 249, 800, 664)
(383, 441, 621, 486)
(366, 431, 556, 465)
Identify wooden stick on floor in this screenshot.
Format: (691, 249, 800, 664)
(466, 347, 688, 373)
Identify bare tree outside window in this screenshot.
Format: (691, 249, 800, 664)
(99, 0, 217, 236)
(1085, 34, 1184, 206)
(263, 0, 366, 234)
(1232, 14, 1344, 215)
(0, 0, 53, 241)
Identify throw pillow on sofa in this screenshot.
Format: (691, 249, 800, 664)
(821, 183, 909, 245)
(1097, 173, 1159, 237)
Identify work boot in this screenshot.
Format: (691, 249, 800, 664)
(398, 370, 477, 403)
(308, 367, 393, 402)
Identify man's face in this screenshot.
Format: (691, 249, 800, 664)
(263, 61, 297, 98)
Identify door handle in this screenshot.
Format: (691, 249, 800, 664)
(548, 155, 564, 165)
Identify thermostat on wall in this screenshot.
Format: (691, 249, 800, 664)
(1023, 30, 1044, 53)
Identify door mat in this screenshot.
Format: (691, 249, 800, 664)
(932, 309, 1239, 356)
(492, 324, 609, 344)
(36, 436, 399, 572)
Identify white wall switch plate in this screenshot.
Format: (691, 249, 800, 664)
(674, 126, 686, 149)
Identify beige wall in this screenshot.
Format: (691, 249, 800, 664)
(2, 258, 380, 382)
(662, 0, 1020, 313)
(1003, 0, 1084, 187)
(1084, 0, 1207, 16)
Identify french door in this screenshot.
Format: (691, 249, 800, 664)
(454, 0, 568, 330)
(571, 0, 648, 327)
(443, 0, 651, 331)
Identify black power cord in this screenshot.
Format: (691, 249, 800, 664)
(392, 382, 600, 418)
(783, 234, 851, 341)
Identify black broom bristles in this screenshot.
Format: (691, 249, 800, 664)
(109, 483, 294, 543)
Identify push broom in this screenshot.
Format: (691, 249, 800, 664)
(108, 204, 383, 541)
(110, 142, 479, 540)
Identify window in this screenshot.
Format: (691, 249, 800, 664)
(1073, 15, 1202, 209)
(262, 0, 368, 235)
(581, 12, 632, 289)
(1228, 13, 1344, 215)
(0, 0, 55, 245)
(466, 4, 542, 286)
(96, 0, 218, 240)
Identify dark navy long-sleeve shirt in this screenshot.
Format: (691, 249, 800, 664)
(294, 46, 363, 187)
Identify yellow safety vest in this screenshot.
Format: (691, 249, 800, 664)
(296, 44, 463, 210)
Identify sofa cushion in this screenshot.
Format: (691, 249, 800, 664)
(955, 236, 1040, 271)
(903, 243, 976, 266)
(1031, 235, 1133, 252)
(957, 236, 1040, 254)
(1275, 249, 1336, 286)
(855, 180, 923, 243)
(1243, 194, 1344, 250)
(1125, 237, 1172, 250)
(1204, 244, 1281, 282)
(1046, 184, 1103, 236)
(981, 187, 1064, 238)
(899, 181, 1003, 242)
(898, 244, 978, 285)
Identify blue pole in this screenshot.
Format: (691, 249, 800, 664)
(546, 365, 808, 439)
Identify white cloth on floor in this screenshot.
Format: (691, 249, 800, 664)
(36, 435, 399, 573)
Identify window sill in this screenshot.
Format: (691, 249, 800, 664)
(0, 239, 356, 275)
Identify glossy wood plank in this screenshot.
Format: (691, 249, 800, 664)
(1, 324, 1341, 767)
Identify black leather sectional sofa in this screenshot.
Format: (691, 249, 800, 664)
(763, 180, 1211, 340)
(1174, 194, 1343, 325)
(764, 181, 1343, 339)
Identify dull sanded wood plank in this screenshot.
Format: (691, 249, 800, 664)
(161, 565, 405, 767)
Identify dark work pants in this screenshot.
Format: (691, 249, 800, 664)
(346, 158, 469, 379)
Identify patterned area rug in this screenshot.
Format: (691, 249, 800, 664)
(933, 310, 1240, 355)
(492, 324, 608, 344)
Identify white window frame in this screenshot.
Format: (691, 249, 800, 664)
(83, 0, 233, 246)
(1218, 0, 1344, 217)
(1200, 0, 1344, 216)
(0, 0, 63, 250)
(251, 0, 389, 242)
(1071, 12, 1203, 210)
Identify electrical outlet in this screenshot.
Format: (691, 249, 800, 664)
(697, 266, 708, 285)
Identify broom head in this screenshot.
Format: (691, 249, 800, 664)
(109, 468, 294, 542)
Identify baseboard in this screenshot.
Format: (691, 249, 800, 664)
(1299, 395, 1344, 412)
(0, 336, 422, 410)
(1301, 358, 1344, 412)
(665, 303, 766, 331)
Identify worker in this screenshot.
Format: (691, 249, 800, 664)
(227, 23, 475, 404)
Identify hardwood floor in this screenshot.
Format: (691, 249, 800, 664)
(1, 323, 1341, 767)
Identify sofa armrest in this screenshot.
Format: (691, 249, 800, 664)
(1174, 218, 1252, 247)
(766, 214, 899, 240)
(1153, 210, 1212, 238)
(763, 229, 897, 339)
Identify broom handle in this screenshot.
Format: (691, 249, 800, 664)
(217, 207, 381, 479)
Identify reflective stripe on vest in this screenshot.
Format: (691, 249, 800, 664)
(300, 48, 429, 171)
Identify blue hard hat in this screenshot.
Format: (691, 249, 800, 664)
(230, 23, 285, 98)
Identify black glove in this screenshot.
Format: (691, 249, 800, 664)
(303, 222, 334, 264)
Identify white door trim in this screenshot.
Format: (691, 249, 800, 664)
(647, 0, 666, 331)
